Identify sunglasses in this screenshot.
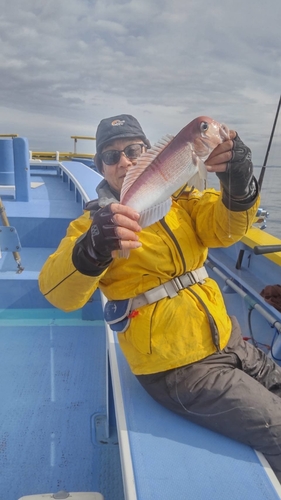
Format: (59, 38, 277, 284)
(100, 143, 146, 166)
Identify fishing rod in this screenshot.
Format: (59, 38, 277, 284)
(258, 94, 281, 190)
(252, 95, 281, 256)
(0, 197, 24, 273)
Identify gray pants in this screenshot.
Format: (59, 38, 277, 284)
(136, 316, 281, 479)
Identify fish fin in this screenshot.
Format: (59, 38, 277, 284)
(198, 158, 207, 179)
(198, 159, 208, 190)
(115, 198, 172, 259)
(120, 134, 174, 202)
(188, 155, 207, 191)
(188, 172, 206, 191)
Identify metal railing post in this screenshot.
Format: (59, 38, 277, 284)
(13, 137, 31, 202)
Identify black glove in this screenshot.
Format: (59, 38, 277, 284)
(216, 134, 258, 211)
(89, 204, 121, 257)
(72, 204, 120, 276)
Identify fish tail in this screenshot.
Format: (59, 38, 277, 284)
(114, 248, 131, 259)
(113, 198, 172, 260)
(138, 198, 172, 228)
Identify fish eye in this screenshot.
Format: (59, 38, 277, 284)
(200, 122, 209, 133)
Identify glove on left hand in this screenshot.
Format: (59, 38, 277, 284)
(216, 134, 254, 198)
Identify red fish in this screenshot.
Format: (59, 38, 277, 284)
(120, 116, 229, 229)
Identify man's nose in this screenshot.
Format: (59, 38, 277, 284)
(119, 151, 133, 167)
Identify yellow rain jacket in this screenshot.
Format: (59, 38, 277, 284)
(39, 185, 260, 375)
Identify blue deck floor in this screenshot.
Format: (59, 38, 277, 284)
(0, 316, 124, 500)
(1, 168, 125, 498)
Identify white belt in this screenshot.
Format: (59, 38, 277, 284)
(131, 266, 208, 309)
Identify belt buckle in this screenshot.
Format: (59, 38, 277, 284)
(190, 270, 205, 285)
(173, 277, 184, 291)
(176, 273, 192, 288)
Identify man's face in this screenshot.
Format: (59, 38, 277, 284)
(101, 138, 146, 193)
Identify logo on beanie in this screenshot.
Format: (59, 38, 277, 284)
(111, 120, 125, 126)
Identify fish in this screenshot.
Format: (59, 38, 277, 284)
(118, 116, 229, 257)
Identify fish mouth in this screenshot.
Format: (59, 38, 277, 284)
(219, 124, 230, 141)
(197, 123, 230, 158)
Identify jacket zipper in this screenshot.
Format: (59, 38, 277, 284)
(159, 218, 187, 273)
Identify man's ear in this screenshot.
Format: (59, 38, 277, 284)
(95, 154, 104, 175)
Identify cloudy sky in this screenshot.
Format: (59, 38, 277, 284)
(1, 0, 281, 165)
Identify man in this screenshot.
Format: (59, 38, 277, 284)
(39, 114, 281, 480)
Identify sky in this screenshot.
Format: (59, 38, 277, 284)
(1, 0, 281, 165)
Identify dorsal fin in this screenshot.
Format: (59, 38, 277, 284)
(120, 134, 174, 202)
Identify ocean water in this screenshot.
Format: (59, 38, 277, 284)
(208, 165, 281, 239)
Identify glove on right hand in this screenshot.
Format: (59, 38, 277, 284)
(216, 134, 254, 198)
(89, 204, 121, 259)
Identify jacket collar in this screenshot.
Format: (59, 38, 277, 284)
(96, 179, 120, 206)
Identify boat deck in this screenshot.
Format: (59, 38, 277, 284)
(0, 166, 124, 500)
(1, 160, 281, 499)
(0, 318, 124, 500)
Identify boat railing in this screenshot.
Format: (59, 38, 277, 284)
(30, 159, 101, 208)
(0, 137, 31, 202)
(28, 135, 96, 162)
(0, 133, 19, 138)
(0, 135, 100, 205)
(29, 150, 95, 162)
(70, 135, 96, 154)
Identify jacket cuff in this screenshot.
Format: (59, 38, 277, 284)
(72, 230, 112, 276)
(221, 177, 259, 212)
